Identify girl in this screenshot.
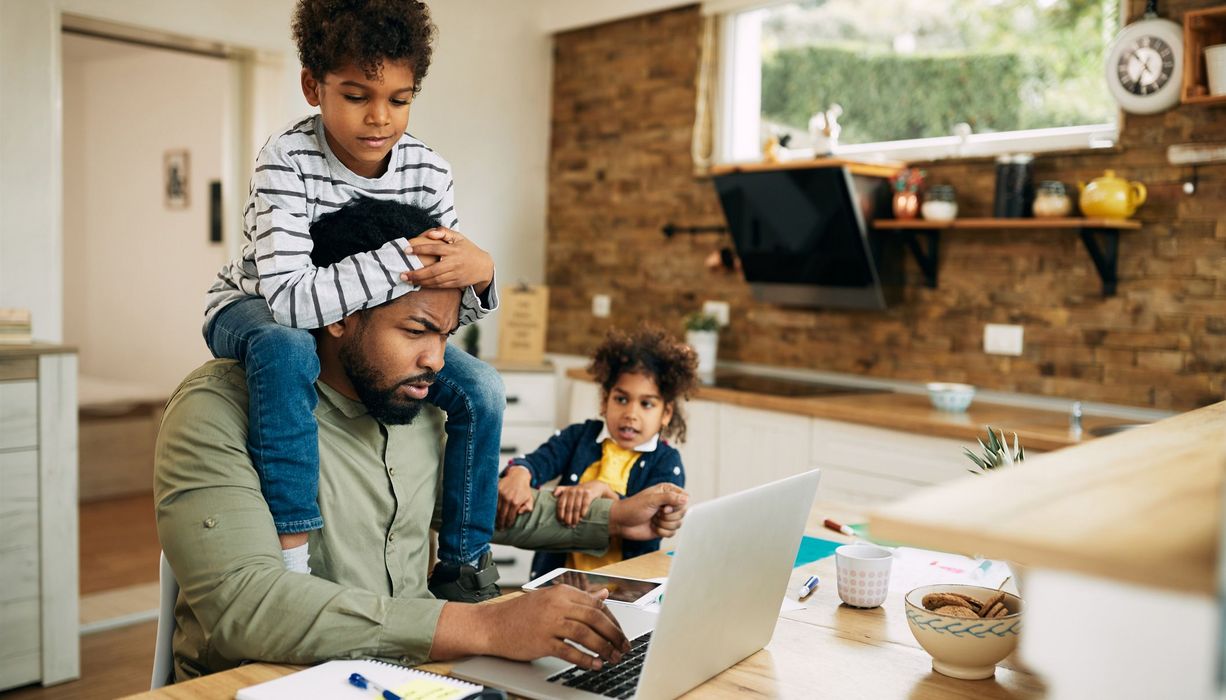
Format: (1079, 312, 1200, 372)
(497, 326, 699, 578)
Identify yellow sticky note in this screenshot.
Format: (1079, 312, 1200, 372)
(392, 678, 467, 700)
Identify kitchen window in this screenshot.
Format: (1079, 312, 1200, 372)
(714, 0, 1121, 163)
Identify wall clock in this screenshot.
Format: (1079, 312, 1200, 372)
(1105, 3, 1183, 114)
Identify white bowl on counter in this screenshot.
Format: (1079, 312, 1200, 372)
(926, 382, 975, 413)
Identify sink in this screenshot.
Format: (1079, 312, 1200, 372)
(707, 372, 887, 399)
(1088, 423, 1148, 437)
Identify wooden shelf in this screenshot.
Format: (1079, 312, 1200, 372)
(710, 158, 904, 179)
(1182, 6, 1226, 105)
(873, 217, 1141, 230)
(870, 217, 1142, 296)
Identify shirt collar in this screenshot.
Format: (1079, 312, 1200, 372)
(316, 380, 370, 420)
(596, 425, 659, 452)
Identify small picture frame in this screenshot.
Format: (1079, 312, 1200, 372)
(164, 149, 190, 209)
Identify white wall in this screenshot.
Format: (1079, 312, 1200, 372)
(62, 34, 229, 392)
(0, 0, 299, 344)
(410, 1, 553, 355)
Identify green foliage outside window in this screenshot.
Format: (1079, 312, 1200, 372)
(757, 0, 1116, 146)
(762, 47, 1026, 144)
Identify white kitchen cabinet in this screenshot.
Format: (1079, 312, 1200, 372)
(0, 347, 78, 691)
(567, 377, 601, 425)
(716, 405, 813, 496)
(671, 399, 719, 503)
(809, 417, 970, 505)
(490, 365, 557, 586)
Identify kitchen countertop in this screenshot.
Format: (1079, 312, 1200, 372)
(871, 399, 1225, 595)
(566, 367, 1137, 452)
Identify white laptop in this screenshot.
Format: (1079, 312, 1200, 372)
(451, 469, 821, 700)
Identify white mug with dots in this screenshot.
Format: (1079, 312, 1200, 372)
(835, 544, 893, 608)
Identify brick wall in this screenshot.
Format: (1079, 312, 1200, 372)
(546, 2, 1226, 410)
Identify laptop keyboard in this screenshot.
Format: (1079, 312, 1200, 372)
(546, 631, 652, 699)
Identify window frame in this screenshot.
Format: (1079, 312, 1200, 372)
(713, 1, 1122, 165)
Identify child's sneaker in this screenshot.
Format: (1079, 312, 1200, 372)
(429, 550, 501, 602)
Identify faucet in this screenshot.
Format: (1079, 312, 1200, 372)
(1070, 401, 1083, 436)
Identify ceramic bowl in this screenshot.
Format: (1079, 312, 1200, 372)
(926, 382, 975, 413)
(905, 583, 1022, 680)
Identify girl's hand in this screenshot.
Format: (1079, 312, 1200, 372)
(401, 228, 494, 294)
(496, 467, 535, 530)
(553, 482, 616, 527)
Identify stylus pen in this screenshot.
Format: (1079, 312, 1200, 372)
(797, 575, 820, 600)
(348, 672, 403, 700)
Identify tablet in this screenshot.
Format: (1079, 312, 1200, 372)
(522, 568, 663, 607)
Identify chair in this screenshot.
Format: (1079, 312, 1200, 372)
(150, 551, 179, 689)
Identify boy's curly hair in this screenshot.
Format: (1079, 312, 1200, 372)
(589, 326, 700, 444)
(292, 0, 435, 92)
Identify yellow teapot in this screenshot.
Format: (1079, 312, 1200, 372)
(1077, 170, 1146, 219)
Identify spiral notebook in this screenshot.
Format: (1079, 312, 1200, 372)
(236, 659, 481, 700)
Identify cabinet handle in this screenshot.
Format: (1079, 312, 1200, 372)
(506, 396, 521, 405)
(500, 446, 519, 454)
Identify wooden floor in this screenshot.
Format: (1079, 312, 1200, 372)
(0, 621, 157, 700)
(80, 493, 161, 594)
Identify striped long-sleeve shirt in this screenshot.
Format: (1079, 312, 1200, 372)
(204, 115, 496, 333)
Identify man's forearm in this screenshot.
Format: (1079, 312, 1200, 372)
(491, 489, 612, 554)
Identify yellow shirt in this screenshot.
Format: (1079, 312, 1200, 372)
(567, 439, 642, 571)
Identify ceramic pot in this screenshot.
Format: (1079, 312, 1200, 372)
(893, 191, 919, 220)
(686, 329, 718, 380)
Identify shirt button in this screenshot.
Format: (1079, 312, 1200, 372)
(673, 466, 681, 475)
(570, 474, 579, 482)
(203, 517, 217, 529)
(388, 532, 396, 542)
(389, 467, 396, 476)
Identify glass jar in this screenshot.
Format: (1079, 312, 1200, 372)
(921, 184, 958, 222)
(1033, 180, 1072, 218)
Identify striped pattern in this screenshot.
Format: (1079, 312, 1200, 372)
(205, 114, 493, 332)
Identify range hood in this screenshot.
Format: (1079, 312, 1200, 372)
(713, 165, 902, 310)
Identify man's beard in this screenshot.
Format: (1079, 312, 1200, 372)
(338, 337, 434, 425)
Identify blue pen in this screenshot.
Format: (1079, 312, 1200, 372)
(349, 672, 404, 700)
(797, 575, 820, 600)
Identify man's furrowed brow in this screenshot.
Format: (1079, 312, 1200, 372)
(410, 315, 457, 336)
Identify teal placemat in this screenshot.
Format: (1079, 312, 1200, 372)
(792, 535, 842, 567)
(667, 535, 842, 568)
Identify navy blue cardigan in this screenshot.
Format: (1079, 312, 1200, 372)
(502, 419, 686, 580)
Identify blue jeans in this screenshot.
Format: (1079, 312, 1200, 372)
(206, 296, 503, 565)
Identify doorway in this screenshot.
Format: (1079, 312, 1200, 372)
(59, 22, 238, 662)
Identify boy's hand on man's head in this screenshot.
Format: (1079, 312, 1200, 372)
(401, 228, 494, 295)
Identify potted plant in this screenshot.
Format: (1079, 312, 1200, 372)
(964, 426, 1025, 474)
(684, 312, 720, 379)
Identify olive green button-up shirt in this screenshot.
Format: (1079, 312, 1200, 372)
(155, 360, 612, 681)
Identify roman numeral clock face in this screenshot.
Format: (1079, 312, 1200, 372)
(1106, 16, 1183, 114)
(1117, 37, 1174, 95)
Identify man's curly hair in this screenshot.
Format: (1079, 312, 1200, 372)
(589, 326, 700, 444)
(292, 0, 435, 92)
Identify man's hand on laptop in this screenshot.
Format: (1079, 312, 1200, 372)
(432, 585, 629, 669)
(609, 483, 688, 541)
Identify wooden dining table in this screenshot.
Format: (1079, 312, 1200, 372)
(123, 502, 1044, 699)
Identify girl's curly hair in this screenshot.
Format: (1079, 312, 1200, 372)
(589, 326, 700, 443)
(292, 0, 435, 93)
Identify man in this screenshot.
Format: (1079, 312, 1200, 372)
(156, 198, 688, 681)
